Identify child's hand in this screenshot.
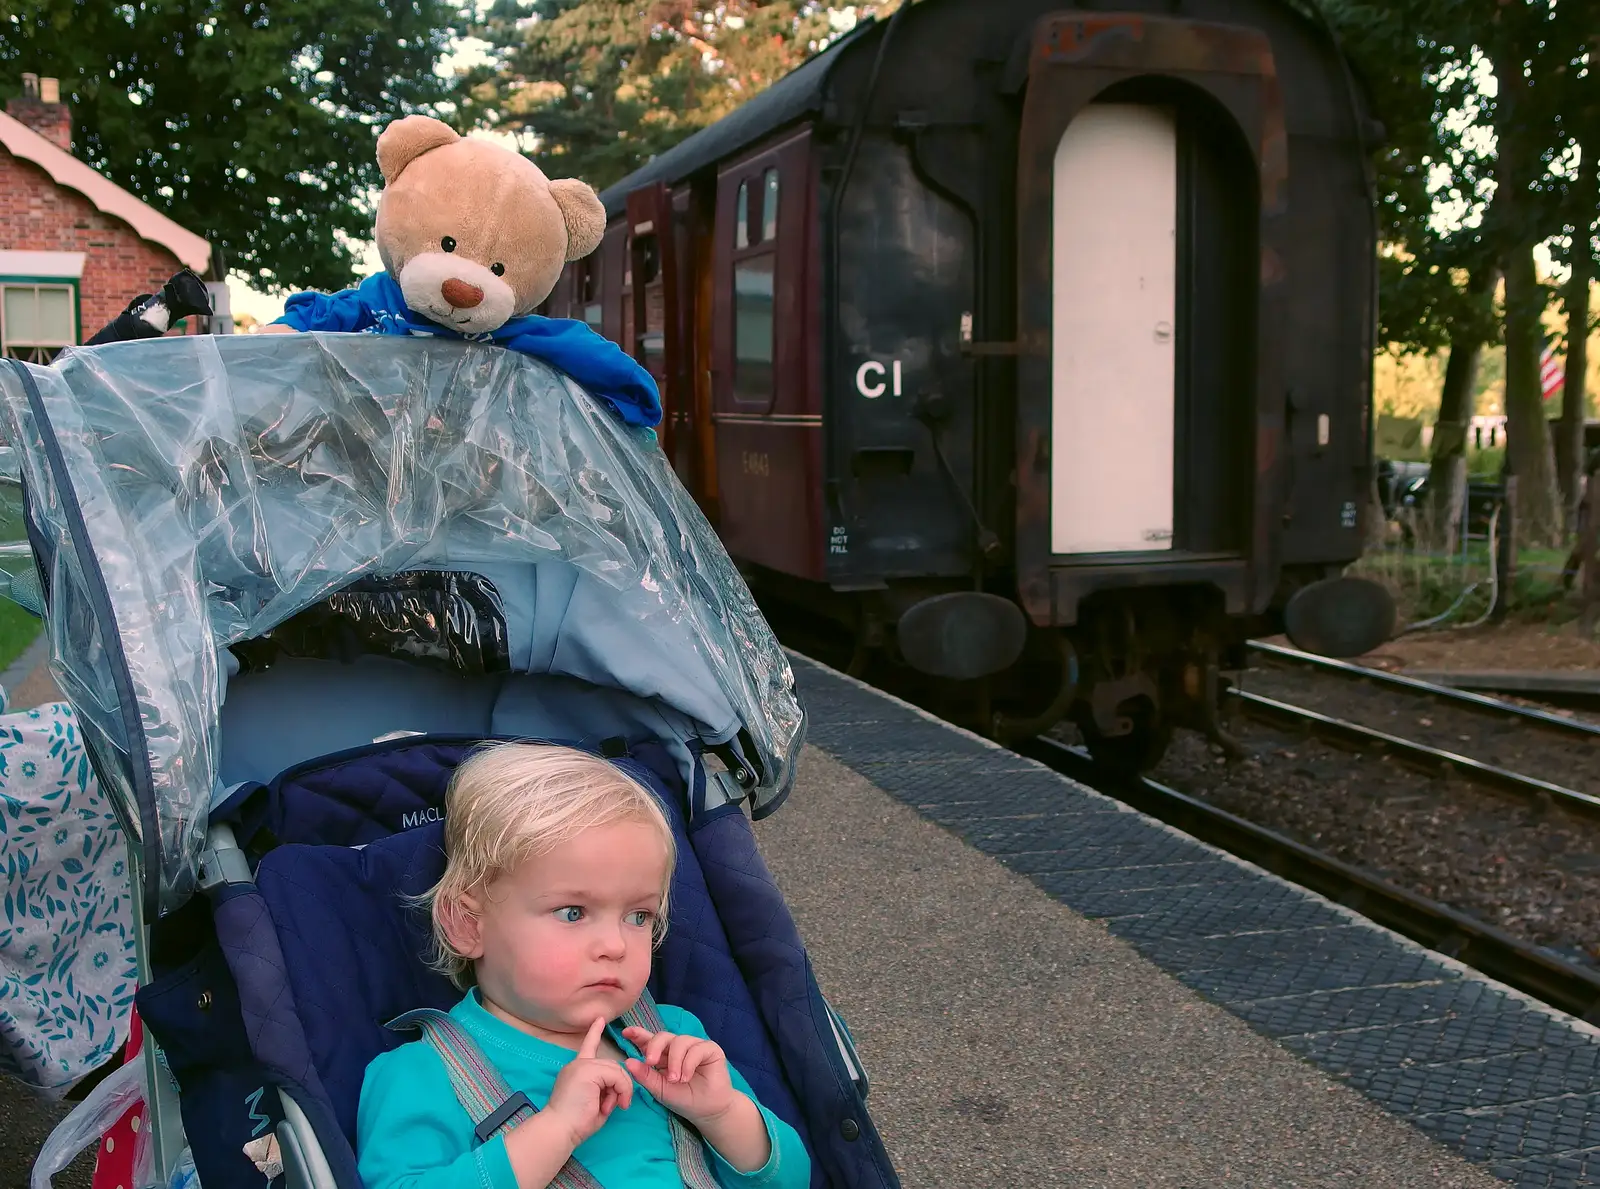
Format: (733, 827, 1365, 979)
(622, 1025, 773, 1173)
(544, 1017, 635, 1148)
(621, 1025, 738, 1127)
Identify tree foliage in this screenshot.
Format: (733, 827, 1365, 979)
(1325, 1, 1500, 353)
(452, 1, 899, 193)
(0, 0, 465, 293)
(1326, 0, 1599, 542)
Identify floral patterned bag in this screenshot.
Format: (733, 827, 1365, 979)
(0, 695, 136, 1095)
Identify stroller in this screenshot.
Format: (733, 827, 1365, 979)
(0, 335, 898, 1189)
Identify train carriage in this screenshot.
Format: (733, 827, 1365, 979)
(544, 0, 1388, 769)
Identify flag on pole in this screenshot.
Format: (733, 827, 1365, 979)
(1540, 339, 1565, 401)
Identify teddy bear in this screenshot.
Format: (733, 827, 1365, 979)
(262, 115, 660, 428)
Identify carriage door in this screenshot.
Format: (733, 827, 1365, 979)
(1050, 104, 1176, 554)
(1010, 13, 1287, 624)
(626, 183, 694, 488)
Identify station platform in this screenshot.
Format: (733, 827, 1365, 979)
(4, 650, 1599, 1188)
(760, 653, 1600, 1188)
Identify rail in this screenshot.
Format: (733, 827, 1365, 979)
(1225, 688, 1600, 817)
(1018, 734, 1600, 1024)
(1247, 640, 1600, 740)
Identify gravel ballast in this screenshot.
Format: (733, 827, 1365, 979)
(1141, 664, 1600, 968)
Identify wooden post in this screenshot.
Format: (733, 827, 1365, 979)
(1492, 468, 1517, 623)
(1582, 469, 1600, 635)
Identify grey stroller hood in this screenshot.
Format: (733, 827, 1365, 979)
(0, 335, 804, 914)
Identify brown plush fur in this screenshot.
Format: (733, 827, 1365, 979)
(372, 115, 605, 323)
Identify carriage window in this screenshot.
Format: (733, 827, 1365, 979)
(735, 181, 750, 249)
(733, 256, 775, 400)
(637, 235, 661, 285)
(761, 169, 779, 242)
(621, 233, 634, 349)
(580, 259, 602, 331)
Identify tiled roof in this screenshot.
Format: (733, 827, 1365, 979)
(0, 110, 211, 272)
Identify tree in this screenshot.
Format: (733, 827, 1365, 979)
(1549, 9, 1600, 527)
(1482, 2, 1574, 545)
(1329, 0, 1592, 547)
(1325, 0, 1500, 546)
(0, 0, 465, 293)
(1554, 147, 1595, 530)
(453, 1, 900, 192)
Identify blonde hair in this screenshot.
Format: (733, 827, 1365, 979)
(420, 742, 676, 987)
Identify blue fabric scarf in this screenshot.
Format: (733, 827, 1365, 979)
(274, 272, 661, 428)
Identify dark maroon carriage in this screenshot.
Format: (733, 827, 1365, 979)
(543, 0, 1388, 769)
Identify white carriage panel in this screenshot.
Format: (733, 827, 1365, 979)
(1050, 103, 1177, 555)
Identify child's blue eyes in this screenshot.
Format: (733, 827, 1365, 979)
(551, 906, 654, 927)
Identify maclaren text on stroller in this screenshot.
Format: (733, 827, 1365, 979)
(0, 334, 897, 1189)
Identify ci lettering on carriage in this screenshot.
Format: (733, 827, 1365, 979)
(855, 360, 903, 399)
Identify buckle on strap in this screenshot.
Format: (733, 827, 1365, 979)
(475, 1090, 533, 1144)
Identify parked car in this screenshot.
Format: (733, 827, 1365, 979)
(1376, 459, 1430, 521)
(1384, 462, 1504, 545)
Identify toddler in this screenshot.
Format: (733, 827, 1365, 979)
(357, 743, 810, 1189)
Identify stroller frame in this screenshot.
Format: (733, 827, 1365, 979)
(0, 338, 896, 1189)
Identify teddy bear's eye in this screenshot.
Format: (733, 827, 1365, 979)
(491, 263, 505, 277)
(440, 236, 456, 253)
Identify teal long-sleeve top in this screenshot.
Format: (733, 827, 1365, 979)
(357, 990, 811, 1189)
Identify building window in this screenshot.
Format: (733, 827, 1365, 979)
(1, 282, 75, 363)
(761, 168, 779, 243)
(733, 255, 774, 400)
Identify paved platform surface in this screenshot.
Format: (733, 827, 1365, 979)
(2, 651, 1597, 1186)
(758, 745, 1504, 1187)
(779, 653, 1600, 1187)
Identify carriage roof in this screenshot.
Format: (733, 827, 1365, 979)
(598, 0, 1358, 220)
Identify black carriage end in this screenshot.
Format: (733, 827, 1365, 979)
(546, 0, 1380, 767)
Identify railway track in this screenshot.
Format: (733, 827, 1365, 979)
(1224, 687, 1600, 817)
(1247, 639, 1600, 741)
(1019, 733, 1600, 1024)
(771, 618, 1600, 1024)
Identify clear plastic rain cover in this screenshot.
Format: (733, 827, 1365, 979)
(0, 335, 803, 913)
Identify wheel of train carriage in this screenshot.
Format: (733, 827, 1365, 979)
(1080, 701, 1173, 775)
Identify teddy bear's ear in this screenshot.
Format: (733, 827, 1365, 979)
(548, 179, 607, 261)
(377, 116, 460, 185)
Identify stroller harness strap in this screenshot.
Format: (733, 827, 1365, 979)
(388, 993, 721, 1189)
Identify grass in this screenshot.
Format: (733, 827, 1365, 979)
(1351, 543, 1580, 629)
(0, 483, 42, 673)
(0, 597, 41, 674)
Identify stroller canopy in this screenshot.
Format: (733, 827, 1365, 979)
(0, 335, 803, 914)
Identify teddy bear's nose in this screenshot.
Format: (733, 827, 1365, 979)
(441, 278, 484, 309)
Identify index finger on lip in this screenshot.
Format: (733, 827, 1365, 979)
(578, 1015, 607, 1059)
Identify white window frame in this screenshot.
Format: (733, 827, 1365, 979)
(1, 279, 80, 364)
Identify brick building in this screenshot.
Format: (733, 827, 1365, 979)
(1, 73, 215, 362)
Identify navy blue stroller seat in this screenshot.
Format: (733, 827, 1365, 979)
(136, 733, 896, 1189)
